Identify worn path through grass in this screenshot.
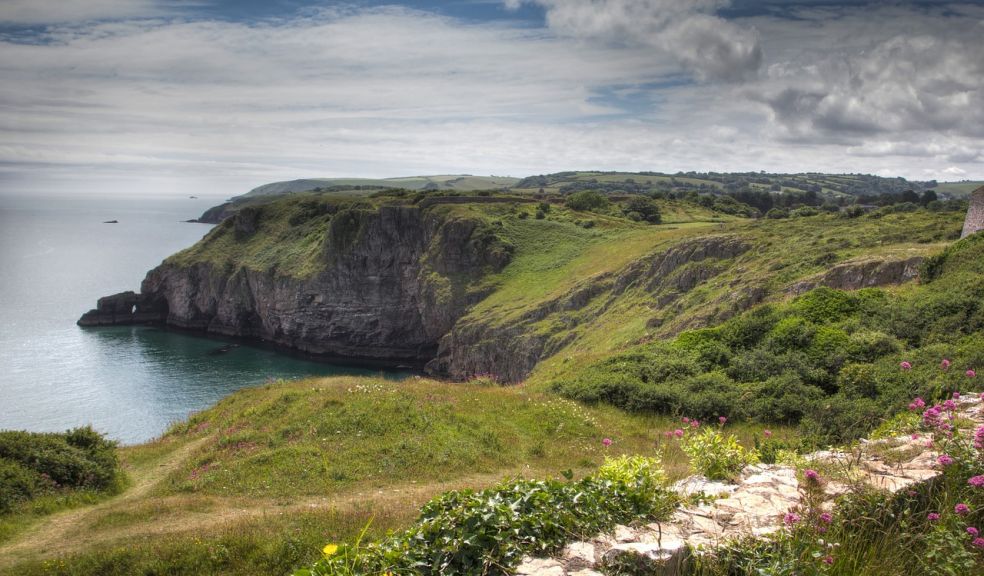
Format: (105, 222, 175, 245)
(0, 436, 210, 568)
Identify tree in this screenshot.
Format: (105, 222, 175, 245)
(624, 196, 662, 224)
(566, 190, 609, 212)
(920, 190, 938, 206)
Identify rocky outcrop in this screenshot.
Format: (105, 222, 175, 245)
(193, 202, 236, 224)
(78, 291, 168, 326)
(80, 205, 511, 366)
(514, 394, 983, 576)
(961, 185, 984, 238)
(787, 255, 923, 295)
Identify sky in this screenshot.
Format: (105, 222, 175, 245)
(0, 0, 982, 197)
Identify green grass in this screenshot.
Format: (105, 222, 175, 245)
(0, 375, 788, 575)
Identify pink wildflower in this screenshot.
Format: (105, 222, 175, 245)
(763, 430, 772, 438)
(922, 405, 943, 428)
(822, 556, 834, 565)
(969, 475, 984, 487)
(900, 361, 912, 370)
(911, 433, 920, 440)
(927, 512, 941, 521)
(690, 420, 700, 428)
(941, 358, 951, 370)
(937, 454, 954, 466)
(955, 503, 971, 516)
(974, 425, 984, 451)
(974, 537, 984, 549)
(682, 417, 690, 423)
(783, 512, 800, 526)
(819, 512, 833, 524)
(968, 527, 980, 537)
(909, 397, 926, 411)
(953, 391, 960, 399)
(804, 469, 821, 482)
(602, 437, 612, 447)
(719, 416, 727, 425)
(674, 429, 684, 438)
(943, 399, 957, 411)
(967, 369, 977, 378)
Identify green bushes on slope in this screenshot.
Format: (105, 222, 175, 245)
(553, 234, 984, 445)
(297, 456, 675, 576)
(0, 426, 120, 513)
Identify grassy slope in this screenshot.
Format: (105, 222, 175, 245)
(522, 209, 963, 389)
(0, 376, 787, 575)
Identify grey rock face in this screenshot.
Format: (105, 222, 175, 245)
(961, 186, 984, 238)
(787, 255, 923, 295)
(81, 205, 509, 366)
(77, 291, 168, 326)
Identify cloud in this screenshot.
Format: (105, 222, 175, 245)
(0, 0, 192, 24)
(750, 5, 984, 141)
(0, 2, 983, 198)
(505, 0, 762, 82)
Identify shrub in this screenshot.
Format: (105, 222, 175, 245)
(743, 374, 826, 423)
(0, 427, 119, 494)
(792, 287, 859, 324)
(0, 458, 41, 513)
(847, 329, 901, 363)
(765, 317, 816, 351)
(299, 458, 675, 576)
(680, 427, 757, 481)
(565, 190, 609, 212)
(623, 196, 662, 224)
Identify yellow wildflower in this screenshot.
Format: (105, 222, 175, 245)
(322, 543, 339, 556)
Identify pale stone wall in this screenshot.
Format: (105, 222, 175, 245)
(961, 186, 984, 238)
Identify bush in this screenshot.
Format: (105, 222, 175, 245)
(299, 457, 675, 576)
(792, 287, 859, 324)
(680, 427, 757, 481)
(0, 427, 119, 494)
(565, 190, 609, 212)
(0, 458, 41, 513)
(623, 196, 662, 224)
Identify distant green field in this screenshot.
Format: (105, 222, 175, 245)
(241, 175, 519, 198)
(933, 180, 983, 197)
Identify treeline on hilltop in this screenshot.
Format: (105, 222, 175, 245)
(515, 171, 962, 220)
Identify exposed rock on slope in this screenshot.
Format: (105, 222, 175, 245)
(787, 254, 924, 295)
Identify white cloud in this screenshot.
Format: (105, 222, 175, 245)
(506, 0, 761, 82)
(749, 5, 984, 142)
(0, 2, 982, 198)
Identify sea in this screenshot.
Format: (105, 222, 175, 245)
(0, 192, 403, 445)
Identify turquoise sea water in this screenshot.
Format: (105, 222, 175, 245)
(0, 192, 402, 444)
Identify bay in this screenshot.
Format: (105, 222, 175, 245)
(0, 192, 402, 444)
